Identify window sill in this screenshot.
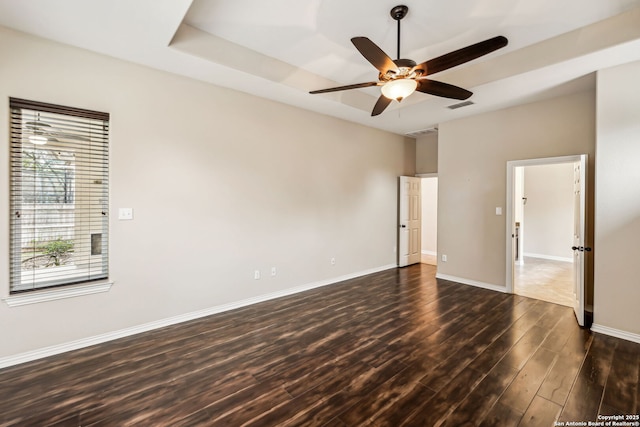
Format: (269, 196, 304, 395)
(2, 281, 113, 307)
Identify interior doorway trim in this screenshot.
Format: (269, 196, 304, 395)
(505, 155, 582, 294)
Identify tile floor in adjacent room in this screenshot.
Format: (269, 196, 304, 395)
(514, 256, 574, 307)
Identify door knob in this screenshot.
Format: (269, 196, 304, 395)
(400, 224, 406, 228)
(571, 246, 579, 251)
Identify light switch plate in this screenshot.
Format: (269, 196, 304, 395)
(118, 208, 133, 220)
(495, 207, 502, 215)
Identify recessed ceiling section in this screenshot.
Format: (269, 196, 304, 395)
(176, 0, 640, 131)
(0, 0, 639, 135)
(170, 23, 377, 113)
(183, 0, 640, 85)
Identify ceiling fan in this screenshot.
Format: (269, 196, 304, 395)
(310, 5, 508, 116)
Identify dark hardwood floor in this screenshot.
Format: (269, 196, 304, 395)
(1, 264, 639, 426)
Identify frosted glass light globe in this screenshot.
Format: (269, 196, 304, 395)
(381, 79, 417, 101)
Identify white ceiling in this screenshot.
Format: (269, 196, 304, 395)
(1, 0, 640, 136)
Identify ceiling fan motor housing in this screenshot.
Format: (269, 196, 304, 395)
(380, 58, 419, 81)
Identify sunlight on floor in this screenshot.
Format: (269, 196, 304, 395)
(421, 253, 437, 266)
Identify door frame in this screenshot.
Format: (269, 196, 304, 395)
(505, 155, 584, 294)
(416, 173, 438, 265)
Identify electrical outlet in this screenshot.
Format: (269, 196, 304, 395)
(271, 267, 277, 277)
(330, 257, 336, 265)
(254, 270, 260, 280)
(441, 254, 448, 262)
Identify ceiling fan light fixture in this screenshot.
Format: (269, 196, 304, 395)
(28, 135, 48, 145)
(381, 78, 417, 101)
(309, 4, 508, 116)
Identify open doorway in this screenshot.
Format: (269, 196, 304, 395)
(420, 176, 437, 266)
(513, 163, 574, 307)
(506, 155, 588, 326)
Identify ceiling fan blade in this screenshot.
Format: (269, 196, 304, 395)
(310, 81, 379, 95)
(371, 95, 392, 116)
(414, 36, 508, 76)
(351, 37, 399, 75)
(416, 79, 472, 100)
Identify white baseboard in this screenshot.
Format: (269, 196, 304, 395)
(0, 264, 396, 369)
(523, 253, 573, 263)
(421, 250, 437, 256)
(591, 324, 640, 344)
(435, 273, 507, 294)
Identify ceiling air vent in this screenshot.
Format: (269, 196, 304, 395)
(447, 100, 475, 110)
(405, 127, 438, 138)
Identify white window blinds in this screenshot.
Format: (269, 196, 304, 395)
(9, 98, 109, 293)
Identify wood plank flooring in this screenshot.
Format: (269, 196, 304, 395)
(1, 264, 639, 426)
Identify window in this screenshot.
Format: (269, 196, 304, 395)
(9, 98, 109, 294)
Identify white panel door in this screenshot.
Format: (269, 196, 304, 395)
(399, 176, 421, 267)
(572, 155, 588, 326)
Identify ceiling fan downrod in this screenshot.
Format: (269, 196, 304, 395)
(390, 5, 408, 60)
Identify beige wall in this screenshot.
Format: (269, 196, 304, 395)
(438, 90, 595, 288)
(594, 60, 640, 336)
(416, 133, 438, 174)
(0, 27, 415, 359)
(523, 163, 574, 260)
